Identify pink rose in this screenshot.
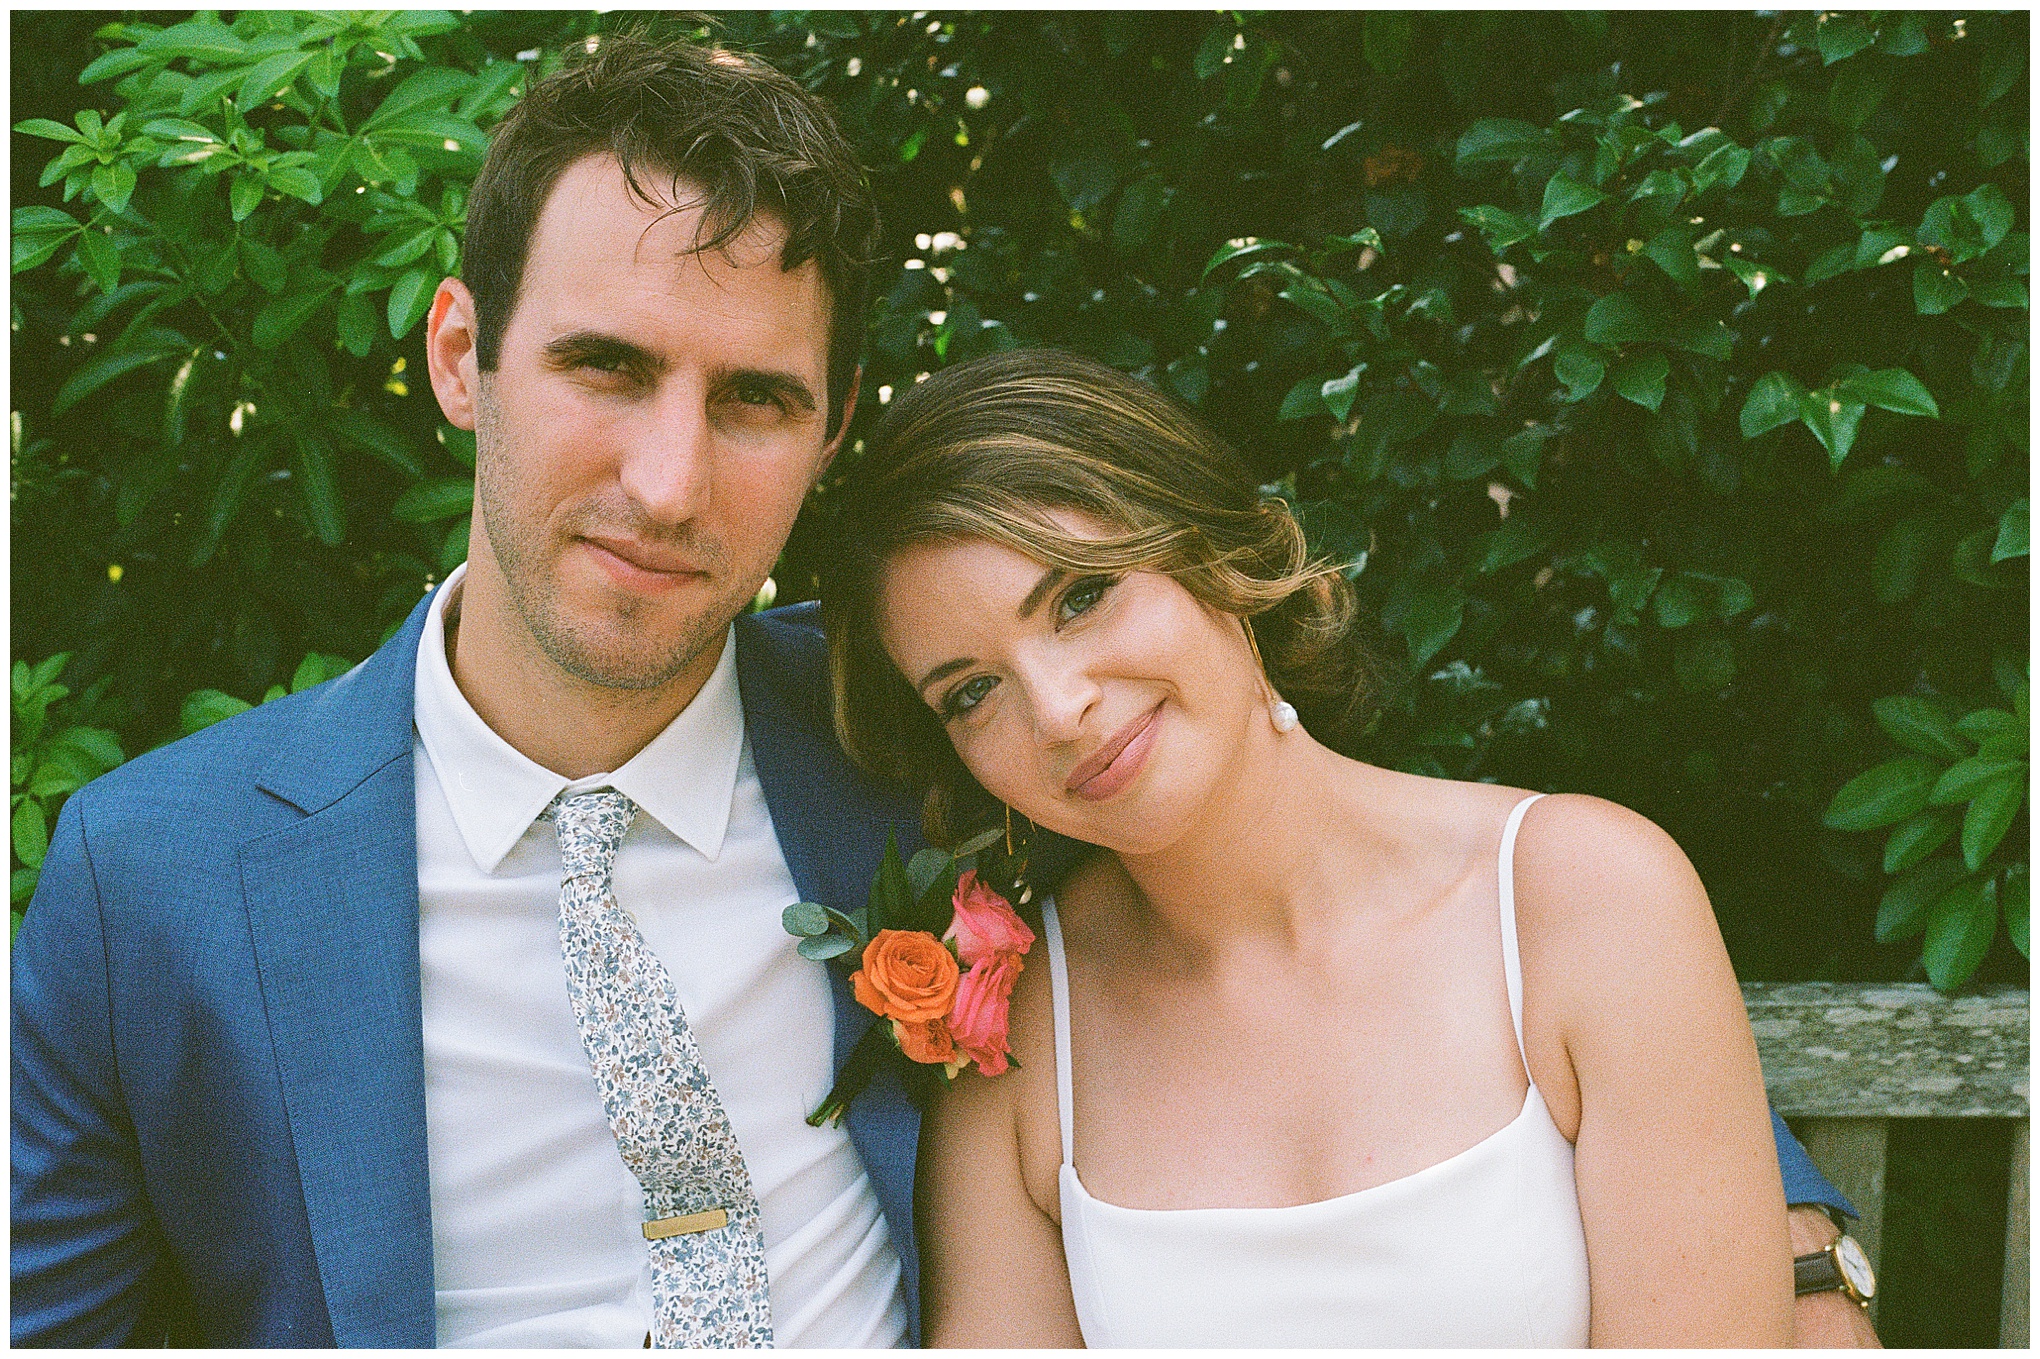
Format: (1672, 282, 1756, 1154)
(949, 952, 1023, 1076)
(945, 870, 1035, 967)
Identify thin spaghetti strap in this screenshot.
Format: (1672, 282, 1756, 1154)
(1498, 794, 1545, 1076)
(1041, 897, 1076, 1169)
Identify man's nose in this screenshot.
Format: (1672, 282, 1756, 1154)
(616, 384, 712, 526)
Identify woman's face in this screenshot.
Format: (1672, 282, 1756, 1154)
(874, 515, 1268, 855)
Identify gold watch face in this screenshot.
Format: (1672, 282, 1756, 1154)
(1835, 1234, 1876, 1300)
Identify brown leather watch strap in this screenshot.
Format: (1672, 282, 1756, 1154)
(1794, 1249, 1846, 1297)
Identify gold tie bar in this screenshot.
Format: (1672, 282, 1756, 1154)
(642, 1207, 729, 1240)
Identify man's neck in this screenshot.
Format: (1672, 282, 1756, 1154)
(442, 572, 727, 781)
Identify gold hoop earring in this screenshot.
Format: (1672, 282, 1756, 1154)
(1241, 619, 1300, 734)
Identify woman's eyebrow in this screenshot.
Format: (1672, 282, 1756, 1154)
(1017, 567, 1066, 620)
(916, 656, 976, 699)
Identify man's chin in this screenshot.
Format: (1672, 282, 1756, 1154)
(524, 593, 739, 693)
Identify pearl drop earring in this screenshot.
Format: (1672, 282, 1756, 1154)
(1242, 619, 1299, 735)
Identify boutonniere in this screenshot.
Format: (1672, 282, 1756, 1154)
(782, 823, 1035, 1127)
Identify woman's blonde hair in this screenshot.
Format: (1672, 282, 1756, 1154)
(823, 348, 1377, 845)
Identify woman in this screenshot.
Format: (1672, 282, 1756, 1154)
(822, 349, 1792, 1346)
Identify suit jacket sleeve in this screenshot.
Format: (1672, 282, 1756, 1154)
(1772, 1110, 1855, 1218)
(11, 793, 173, 1346)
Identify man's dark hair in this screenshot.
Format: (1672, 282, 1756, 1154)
(462, 34, 880, 435)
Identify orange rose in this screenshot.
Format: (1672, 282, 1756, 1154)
(892, 1016, 956, 1065)
(850, 929, 959, 1023)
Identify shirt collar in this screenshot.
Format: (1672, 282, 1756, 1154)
(413, 562, 746, 873)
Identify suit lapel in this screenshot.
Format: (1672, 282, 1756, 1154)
(245, 594, 436, 1347)
(735, 610, 927, 1344)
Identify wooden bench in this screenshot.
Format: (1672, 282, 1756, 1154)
(1745, 982, 2029, 1345)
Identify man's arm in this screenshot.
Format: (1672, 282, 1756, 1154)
(12, 795, 165, 1346)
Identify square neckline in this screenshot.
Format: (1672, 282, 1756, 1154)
(1040, 792, 1549, 1215)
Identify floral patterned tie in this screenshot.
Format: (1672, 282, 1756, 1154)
(548, 789, 774, 1348)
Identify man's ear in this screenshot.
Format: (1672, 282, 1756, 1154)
(817, 366, 862, 476)
(425, 277, 481, 432)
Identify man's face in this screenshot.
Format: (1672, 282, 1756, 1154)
(456, 154, 844, 691)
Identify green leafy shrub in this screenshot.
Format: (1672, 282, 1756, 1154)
(12, 11, 2028, 990)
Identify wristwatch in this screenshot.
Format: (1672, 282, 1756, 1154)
(1794, 1232, 1876, 1306)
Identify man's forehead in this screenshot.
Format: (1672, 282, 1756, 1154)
(532, 153, 800, 277)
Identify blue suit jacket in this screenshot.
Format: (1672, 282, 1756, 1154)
(12, 594, 1847, 1347)
(11, 594, 925, 1347)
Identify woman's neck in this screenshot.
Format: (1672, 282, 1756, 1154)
(1107, 724, 1390, 962)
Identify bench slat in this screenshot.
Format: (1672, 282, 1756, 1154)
(1743, 983, 2028, 1119)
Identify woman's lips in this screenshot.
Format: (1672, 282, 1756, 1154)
(1066, 703, 1163, 802)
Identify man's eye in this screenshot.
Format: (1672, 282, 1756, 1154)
(941, 674, 999, 718)
(1058, 575, 1116, 624)
(731, 382, 784, 410)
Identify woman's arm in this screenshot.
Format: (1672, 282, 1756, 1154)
(1514, 794, 1794, 1347)
(916, 962, 1084, 1347)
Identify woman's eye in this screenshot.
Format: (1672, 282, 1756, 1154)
(941, 674, 999, 718)
(1058, 575, 1116, 623)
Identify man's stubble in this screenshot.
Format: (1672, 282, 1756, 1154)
(472, 381, 747, 693)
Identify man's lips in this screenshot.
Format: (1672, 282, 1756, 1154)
(578, 536, 708, 588)
(1065, 702, 1163, 801)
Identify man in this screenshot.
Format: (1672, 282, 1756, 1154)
(13, 33, 1871, 1349)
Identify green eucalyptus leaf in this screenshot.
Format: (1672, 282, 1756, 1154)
(782, 901, 830, 938)
(797, 934, 855, 962)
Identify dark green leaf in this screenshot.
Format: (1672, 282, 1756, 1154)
(1690, 143, 1750, 196)
(1828, 61, 1887, 129)
(1835, 368, 1938, 418)
(2004, 865, 2029, 959)
(74, 228, 120, 296)
(1201, 237, 1290, 279)
(1797, 389, 1865, 467)
(1538, 173, 1605, 228)
(79, 46, 158, 86)
(294, 434, 345, 546)
(1872, 695, 1968, 760)
(1454, 119, 1548, 169)
(1320, 366, 1362, 422)
(1553, 344, 1605, 402)
(14, 117, 88, 144)
(1609, 350, 1668, 412)
(1401, 585, 1465, 666)
(1277, 375, 1328, 421)
(392, 476, 474, 524)
(180, 688, 253, 735)
(1361, 13, 1411, 74)
(1816, 12, 1875, 64)
(1883, 810, 1958, 874)
(1458, 204, 1537, 252)
(1049, 152, 1117, 214)
(1922, 874, 1997, 991)
(1961, 774, 2023, 871)
(1877, 857, 1967, 942)
(1870, 516, 1926, 603)
(1640, 227, 1699, 291)
(1738, 367, 1803, 436)
(11, 799, 49, 871)
(136, 19, 247, 64)
(387, 268, 435, 338)
(252, 287, 330, 349)
(236, 50, 315, 111)
(364, 67, 471, 129)
(327, 409, 422, 478)
(1913, 261, 1968, 314)
(52, 333, 185, 414)
(240, 237, 287, 294)
(1582, 292, 1666, 346)
(1930, 756, 2025, 807)
(1823, 755, 1940, 830)
(335, 292, 376, 357)
(229, 172, 264, 222)
(1991, 499, 2028, 562)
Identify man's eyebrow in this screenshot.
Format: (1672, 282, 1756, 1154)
(541, 331, 660, 370)
(915, 656, 977, 700)
(1017, 567, 1066, 620)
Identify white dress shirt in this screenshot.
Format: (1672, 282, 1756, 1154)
(412, 565, 908, 1347)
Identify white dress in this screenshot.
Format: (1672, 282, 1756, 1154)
(1043, 793, 1593, 1347)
